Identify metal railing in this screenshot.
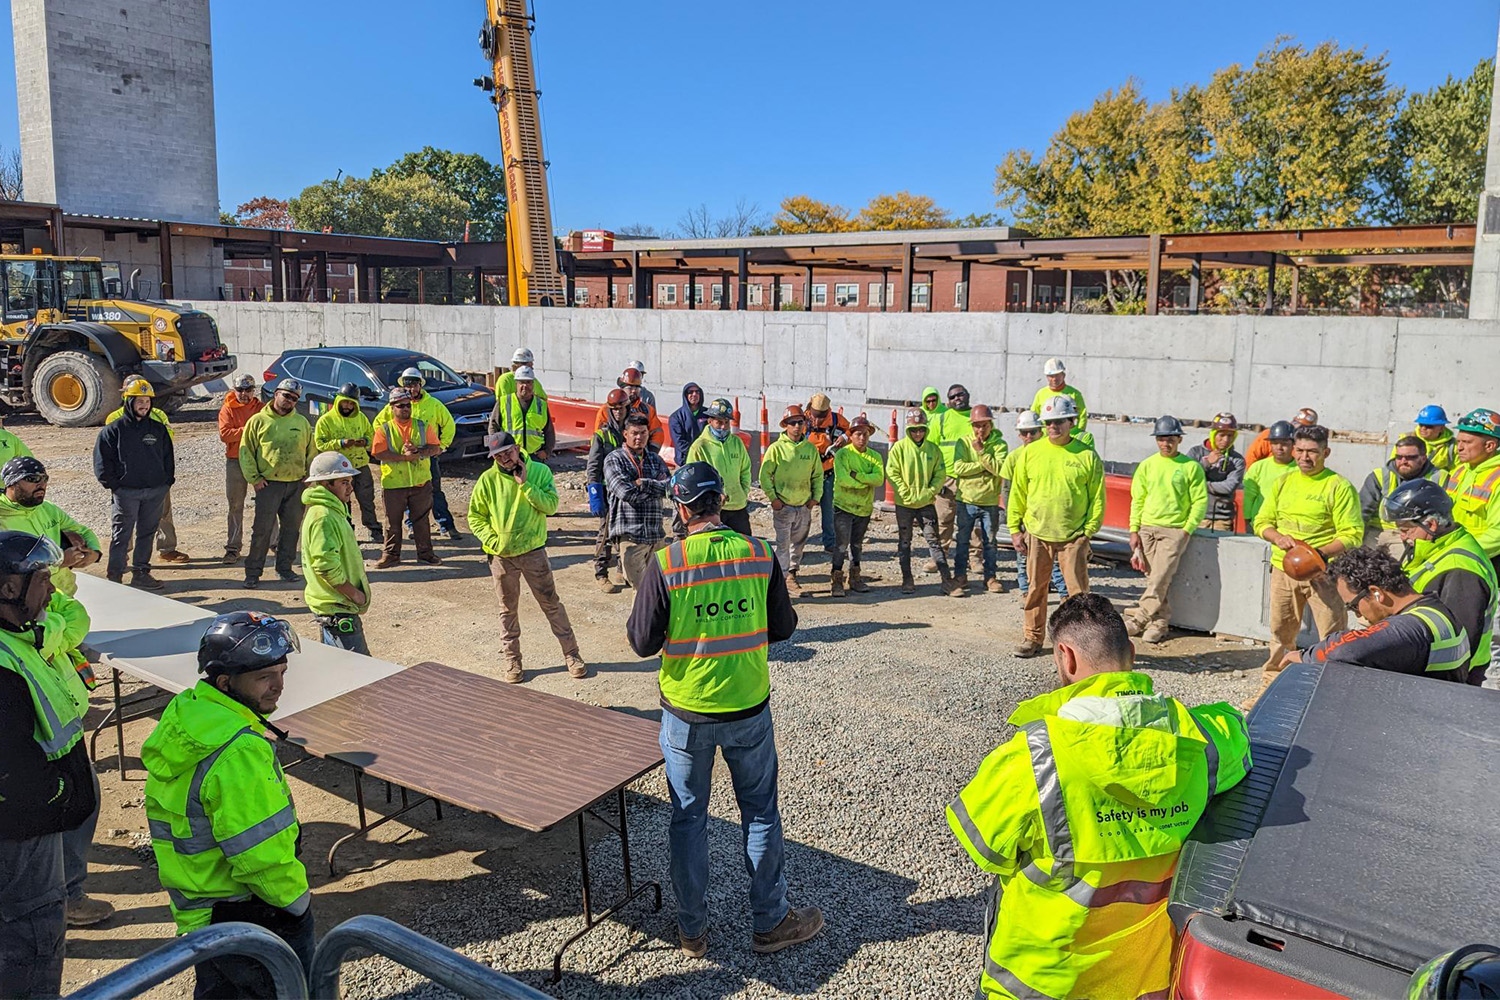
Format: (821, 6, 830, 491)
(68, 922, 307, 1000)
(66, 915, 550, 1000)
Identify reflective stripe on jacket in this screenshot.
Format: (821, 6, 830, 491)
(1404, 603, 1472, 674)
(313, 406, 374, 468)
(656, 529, 774, 714)
(1447, 455, 1500, 559)
(947, 671, 1250, 1000)
(1408, 527, 1498, 670)
(374, 417, 433, 489)
(0, 626, 84, 760)
(494, 394, 550, 455)
(142, 682, 308, 933)
(1361, 461, 1448, 530)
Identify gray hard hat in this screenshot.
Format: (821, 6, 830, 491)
(231, 373, 257, 390)
(274, 378, 302, 396)
(1153, 415, 1185, 437)
(306, 451, 359, 483)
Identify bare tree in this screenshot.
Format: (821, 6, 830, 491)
(677, 198, 766, 239)
(0, 145, 23, 201)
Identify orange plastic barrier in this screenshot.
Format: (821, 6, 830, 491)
(1102, 473, 1246, 533)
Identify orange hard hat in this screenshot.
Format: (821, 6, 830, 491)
(780, 404, 807, 427)
(1282, 541, 1327, 582)
(606, 388, 628, 407)
(848, 414, 876, 435)
(619, 369, 642, 387)
(1293, 407, 1319, 427)
(970, 404, 994, 424)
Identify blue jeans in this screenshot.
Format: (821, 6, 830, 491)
(429, 456, 454, 532)
(955, 502, 1000, 580)
(1016, 547, 1067, 595)
(317, 614, 370, 656)
(659, 706, 788, 938)
(818, 471, 836, 549)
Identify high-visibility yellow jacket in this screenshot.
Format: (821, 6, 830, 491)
(469, 458, 557, 558)
(494, 369, 548, 401)
(40, 590, 92, 715)
(935, 407, 975, 476)
(952, 432, 1009, 507)
(759, 436, 823, 508)
(1252, 467, 1363, 571)
(0, 613, 85, 761)
(1407, 526, 1497, 672)
(0, 495, 99, 596)
(0, 425, 34, 469)
(947, 670, 1250, 1000)
(1241, 457, 1295, 532)
(1393, 428, 1456, 471)
(491, 393, 550, 456)
(313, 406, 374, 469)
(238, 409, 315, 485)
(142, 682, 308, 934)
(1447, 453, 1500, 559)
(106, 406, 173, 437)
(1030, 384, 1088, 431)
(371, 416, 438, 489)
(1006, 436, 1104, 542)
(686, 430, 752, 512)
(833, 445, 885, 518)
(375, 393, 455, 449)
(887, 432, 946, 509)
(300, 485, 371, 617)
(1129, 452, 1208, 533)
(1360, 460, 1448, 531)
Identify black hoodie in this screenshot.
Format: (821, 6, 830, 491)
(94, 405, 175, 490)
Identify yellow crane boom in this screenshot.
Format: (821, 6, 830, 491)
(477, 0, 565, 306)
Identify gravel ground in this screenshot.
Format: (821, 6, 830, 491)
(40, 398, 1266, 998)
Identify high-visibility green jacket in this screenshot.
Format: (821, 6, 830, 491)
(238, 409, 316, 485)
(1030, 384, 1089, 432)
(469, 459, 557, 558)
(1361, 460, 1448, 531)
(372, 416, 437, 489)
(656, 529, 775, 714)
(106, 406, 173, 437)
(1252, 467, 1363, 571)
(494, 370, 548, 401)
(686, 430, 752, 512)
(1241, 457, 1295, 533)
(300, 485, 371, 617)
(759, 436, 823, 508)
(935, 406, 975, 476)
(920, 386, 945, 424)
(40, 590, 92, 717)
(1006, 436, 1105, 543)
(375, 393, 455, 449)
(1407, 526, 1497, 672)
(833, 445, 884, 518)
(143, 682, 308, 934)
(0, 495, 99, 596)
(0, 425, 34, 469)
(491, 393, 550, 456)
(887, 432, 946, 509)
(1394, 428, 1456, 471)
(1447, 454, 1500, 559)
(313, 406, 374, 469)
(1129, 452, 1208, 533)
(952, 431, 1010, 507)
(947, 670, 1250, 1000)
(0, 619, 85, 761)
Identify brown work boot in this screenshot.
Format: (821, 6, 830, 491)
(502, 659, 524, 684)
(785, 572, 802, 597)
(679, 928, 708, 959)
(1123, 616, 1145, 637)
(900, 572, 915, 594)
(417, 552, 442, 565)
(372, 556, 400, 569)
(157, 550, 190, 564)
(922, 558, 939, 574)
(952, 573, 968, 591)
(129, 570, 163, 591)
(829, 570, 845, 597)
(565, 653, 588, 679)
(1014, 640, 1042, 658)
(849, 566, 872, 593)
(942, 573, 967, 598)
(985, 577, 1004, 594)
(66, 895, 114, 927)
(752, 906, 825, 954)
(1142, 622, 1170, 644)
(221, 550, 240, 565)
(595, 575, 619, 594)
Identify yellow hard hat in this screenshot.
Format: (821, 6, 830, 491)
(121, 376, 155, 399)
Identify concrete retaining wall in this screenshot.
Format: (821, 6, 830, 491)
(185, 301, 1500, 482)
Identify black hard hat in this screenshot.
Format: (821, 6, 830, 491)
(1, 455, 47, 488)
(1267, 420, 1296, 442)
(336, 382, 360, 401)
(1383, 478, 1454, 529)
(669, 462, 724, 505)
(198, 611, 300, 678)
(1153, 415, 1184, 437)
(1408, 944, 1500, 999)
(0, 530, 62, 577)
(704, 398, 734, 421)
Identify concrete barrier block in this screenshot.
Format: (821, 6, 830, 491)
(762, 323, 795, 388)
(792, 323, 828, 390)
(1167, 533, 1272, 640)
(1317, 318, 1397, 370)
(1069, 315, 1237, 363)
(1248, 362, 1392, 432)
(1005, 312, 1065, 357)
(824, 313, 868, 392)
(1091, 358, 1233, 419)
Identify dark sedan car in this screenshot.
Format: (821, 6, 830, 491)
(262, 346, 494, 460)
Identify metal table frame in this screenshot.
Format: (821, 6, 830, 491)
(89, 666, 173, 779)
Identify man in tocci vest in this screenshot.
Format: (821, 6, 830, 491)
(487, 365, 554, 459)
(947, 593, 1249, 1000)
(1448, 408, 1500, 570)
(1359, 435, 1447, 561)
(142, 612, 313, 998)
(370, 387, 444, 569)
(0, 531, 100, 998)
(1386, 478, 1498, 688)
(626, 462, 821, 959)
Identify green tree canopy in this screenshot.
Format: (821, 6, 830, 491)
(1380, 58, 1493, 224)
(289, 172, 470, 242)
(374, 146, 508, 241)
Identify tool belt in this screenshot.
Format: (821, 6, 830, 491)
(314, 613, 360, 635)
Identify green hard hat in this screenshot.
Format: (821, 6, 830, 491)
(1456, 408, 1500, 439)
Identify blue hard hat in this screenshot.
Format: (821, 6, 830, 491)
(1415, 405, 1449, 427)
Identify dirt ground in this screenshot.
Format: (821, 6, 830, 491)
(28, 399, 1267, 997)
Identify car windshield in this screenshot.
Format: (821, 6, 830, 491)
(368, 356, 467, 391)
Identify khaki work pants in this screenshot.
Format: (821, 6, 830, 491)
(156, 491, 177, 552)
(1023, 534, 1091, 643)
(934, 487, 957, 550)
(772, 505, 812, 575)
(1126, 525, 1191, 629)
(225, 459, 249, 555)
(1255, 567, 1346, 701)
(618, 537, 667, 589)
(1198, 516, 1235, 533)
(489, 547, 580, 664)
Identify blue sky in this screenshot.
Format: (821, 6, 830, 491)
(1, 1, 1495, 233)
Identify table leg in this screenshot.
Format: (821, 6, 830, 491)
(327, 766, 438, 878)
(112, 669, 125, 775)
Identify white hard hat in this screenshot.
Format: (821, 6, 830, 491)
(305, 451, 358, 483)
(1016, 410, 1042, 432)
(399, 367, 425, 385)
(511, 347, 534, 365)
(513, 365, 536, 382)
(630, 359, 647, 374)
(1039, 394, 1079, 421)
(1043, 357, 1066, 376)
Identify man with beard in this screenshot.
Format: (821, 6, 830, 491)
(239, 379, 316, 588)
(313, 382, 382, 542)
(0, 457, 101, 596)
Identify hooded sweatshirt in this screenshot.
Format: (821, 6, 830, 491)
(301, 484, 371, 617)
(920, 386, 946, 423)
(94, 405, 174, 490)
(686, 427, 752, 512)
(239, 407, 315, 485)
(0, 495, 99, 596)
(142, 681, 308, 933)
(1186, 433, 1245, 523)
(217, 392, 263, 460)
(887, 428, 946, 509)
(314, 402, 375, 469)
(469, 457, 558, 558)
(669, 383, 708, 455)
